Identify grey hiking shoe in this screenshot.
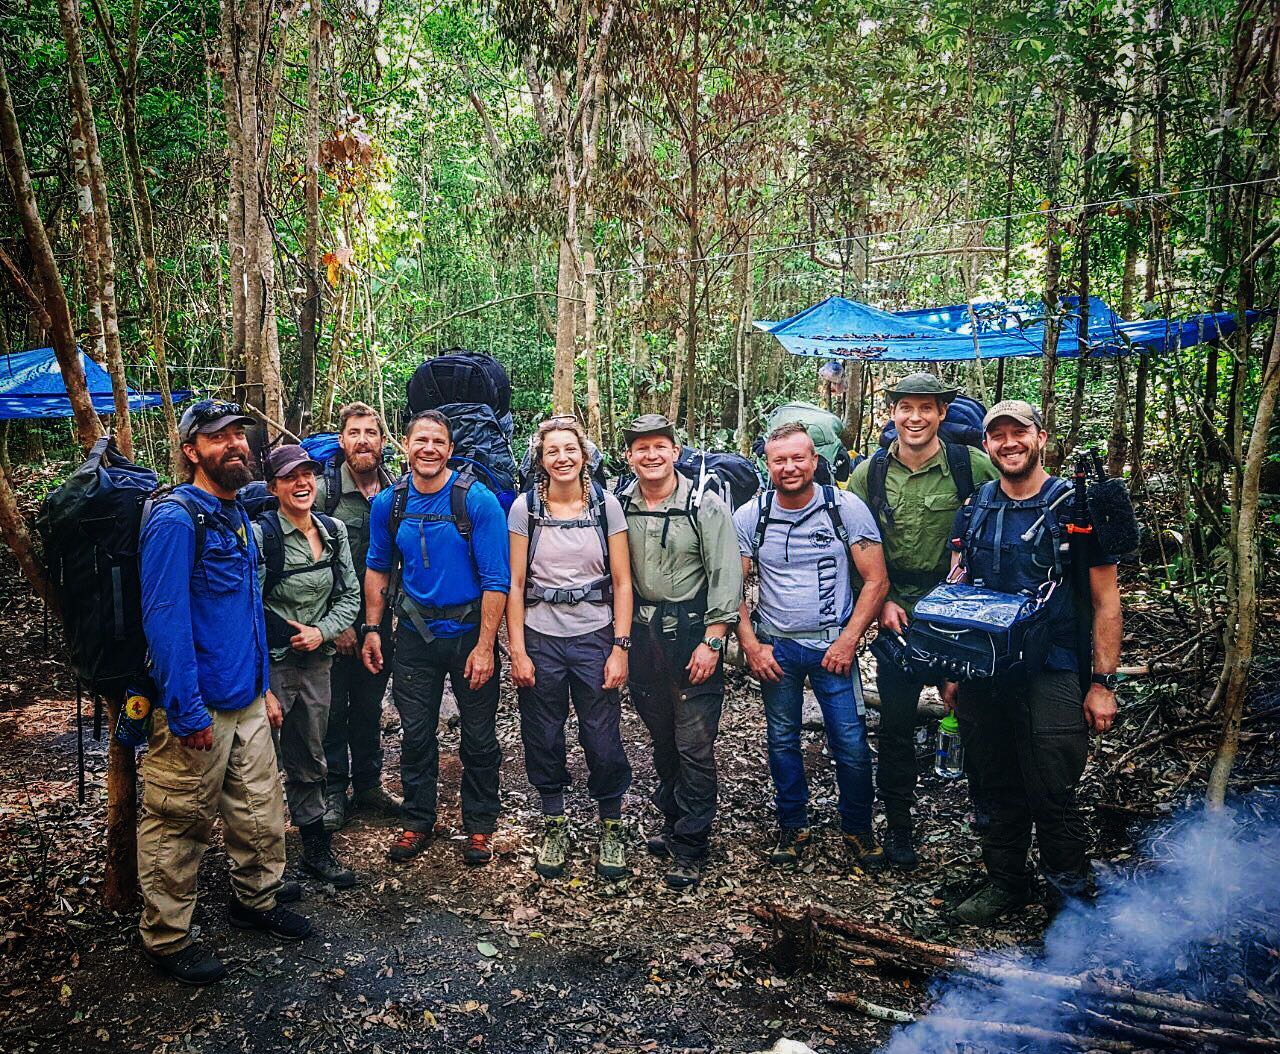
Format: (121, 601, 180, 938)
(663, 856, 704, 890)
(536, 816, 570, 878)
(954, 882, 1031, 926)
(322, 791, 348, 833)
(645, 820, 676, 858)
(843, 829, 887, 871)
(769, 826, 812, 867)
(596, 819, 629, 880)
(352, 785, 403, 817)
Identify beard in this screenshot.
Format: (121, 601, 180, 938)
(199, 449, 255, 491)
(344, 447, 380, 473)
(994, 444, 1041, 482)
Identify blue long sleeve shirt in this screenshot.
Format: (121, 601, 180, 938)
(140, 484, 269, 736)
(365, 471, 510, 639)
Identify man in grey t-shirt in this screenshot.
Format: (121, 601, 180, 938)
(734, 422, 889, 869)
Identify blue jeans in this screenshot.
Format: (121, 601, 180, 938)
(759, 636, 874, 834)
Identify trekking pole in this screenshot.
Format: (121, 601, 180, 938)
(1067, 453, 1095, 697)
(75, 679, 85, 805)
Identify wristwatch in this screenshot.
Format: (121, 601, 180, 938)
(360, 623, 382, 637)
(1091, 673, 1120, 691)
(702, 636, 725, 652)
(613, 636, 632, 651)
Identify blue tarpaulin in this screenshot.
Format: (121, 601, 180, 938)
(0, 347, 194, 420)
(755, 296, 1267, 362)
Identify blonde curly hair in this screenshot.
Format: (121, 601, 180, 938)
(531, 416, 592, 510)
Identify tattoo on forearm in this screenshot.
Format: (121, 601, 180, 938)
(855, 539, 879, 551)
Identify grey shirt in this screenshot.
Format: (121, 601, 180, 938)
(509, 490, 628, 638)
(734, 487, 880, 648)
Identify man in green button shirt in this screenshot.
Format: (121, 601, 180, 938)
(849, 374, 998, 868)
(314, 404, 402, 831)
(619, 414, 744, 890)
(254, 445, 362, 887)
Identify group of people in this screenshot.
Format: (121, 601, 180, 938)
(132, 372, 1122, 987)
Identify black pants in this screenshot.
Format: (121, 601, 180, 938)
(518, 626, 631, 819)
(956, 670, 1090, 896)
(628, 617, 724, 861)
(325, 648, 392, 795)
(874, 660, 927, 831)
(392, 626, 501, 835)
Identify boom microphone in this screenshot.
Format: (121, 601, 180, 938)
(1085, 451, 1141, 558)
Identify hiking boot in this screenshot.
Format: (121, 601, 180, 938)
(769, 826, 812, 867)
(301, 822, 357, 888)
(227, 899, 313, 941)
(322, 791, 348, 833)
(663, 856, 704, 890)
(843, 829, 887, 871)
(883, 827, 919, 870)
(142, 942, 227, 986)
(954, 883, 1031, 926)
(276, 880, 303, 904)
(535, 816, 570, 878)
(645, 820, 676, 858)
(463, 833, 494, 867)
(388, 829, 432, 863)
(596, 819, 629, 881)
(352, 785, 403, 817)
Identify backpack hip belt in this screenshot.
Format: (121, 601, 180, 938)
(753, 615, 845, 645)
(395, 592, 482, 643)
(526, 578, 612, 607)
(635, 588, 708, 641)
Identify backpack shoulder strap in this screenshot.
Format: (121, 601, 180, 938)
(323, 457, 343, 515)
(822, 484, 855, 579)
(148, 489, 208, 565)
(525, 486, 542, 576)
(451, 469, 475, 545)
(750, 490, 774, 560)
(945, 442, 975, 504)
(866, 446, 893, 531)
(259, 510, 286, 597)
(590, 481, 612, 580)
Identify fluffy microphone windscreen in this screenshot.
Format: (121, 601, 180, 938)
(1087, 478, 1141, 557)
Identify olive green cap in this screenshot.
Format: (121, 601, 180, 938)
(623, 413, 677, 444)
(886, 372, 960, 402)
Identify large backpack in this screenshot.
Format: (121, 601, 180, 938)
(436, 401, 518, 511)
(36, 436, 158, 695)
(523, 482, 612, 607)
(878, 393, 987, 450)
(407, 350, 511, 420)
(613, 445, 759, 513)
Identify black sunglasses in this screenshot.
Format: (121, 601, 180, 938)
(189, 399, 244, 423)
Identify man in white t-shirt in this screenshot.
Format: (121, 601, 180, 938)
(734, 422, 889, 869)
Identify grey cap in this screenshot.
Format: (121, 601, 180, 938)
(623, 412, 677, 444)
(265, 444, 322, 479)
(983, 399, 1044, 432)
(886, 372, 960, 402)
(178, 398, 256, 443)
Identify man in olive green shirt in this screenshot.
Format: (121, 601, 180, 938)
(849, 374, 998, 868)
(620, 414, 743, 890)
(312, 403, 401, 831)
(255, 445, 362, 888)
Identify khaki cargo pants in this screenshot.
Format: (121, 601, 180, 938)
(137, 698, 286, 954)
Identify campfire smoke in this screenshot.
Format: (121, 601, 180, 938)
(879, 803, 1280, 1052)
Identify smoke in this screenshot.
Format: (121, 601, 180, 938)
(880, 798, 1280, 1052)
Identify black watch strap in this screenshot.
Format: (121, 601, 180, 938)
(1091, 672, 1119, 690)
(360, 623, 382, 636)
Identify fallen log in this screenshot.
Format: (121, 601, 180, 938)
(825, 991, 916, 1023)
(1155, 1025, 1280, 1052)
(922, 1017, 1144, 1052)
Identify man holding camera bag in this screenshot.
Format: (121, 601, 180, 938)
(943, 400, 1122, 926)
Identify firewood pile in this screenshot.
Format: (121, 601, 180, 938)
(753, 903, 1279, 1053)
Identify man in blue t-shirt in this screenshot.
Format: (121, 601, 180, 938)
(361, 410, 511, 866)
(945, 400, 1121, 926)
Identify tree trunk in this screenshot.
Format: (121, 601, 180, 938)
(0, 57, 101, 451)
(290, 1, 322, 437)
(1065, 103, 1100, 460)
(1207, 322, 1279, 807)
(668, 327, 686, 424)
(69, 111, 106, 364)
(553, 236, 577, 414)
(1038, 100, 1068, 473)
(0, 459, 53, 604)
(582, 210, 602, 445)
(102, 695, 139, 911)
(733, 234, 753, 454)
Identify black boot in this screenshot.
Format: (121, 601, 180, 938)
(301, 821, 357, 888)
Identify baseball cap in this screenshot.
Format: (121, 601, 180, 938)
(982, 399, 1044, 432)
(265, 444, 322, 479)
(178, 399, 255, 443)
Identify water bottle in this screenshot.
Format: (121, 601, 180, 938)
(934, 712, 964, 779)
(115, 684, 154, 748)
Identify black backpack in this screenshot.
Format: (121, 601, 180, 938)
(523, 483, 612, 607)
(36, 436, 157, 695)
(407, 349, 511, 419)
(614, 445, 760, 512)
